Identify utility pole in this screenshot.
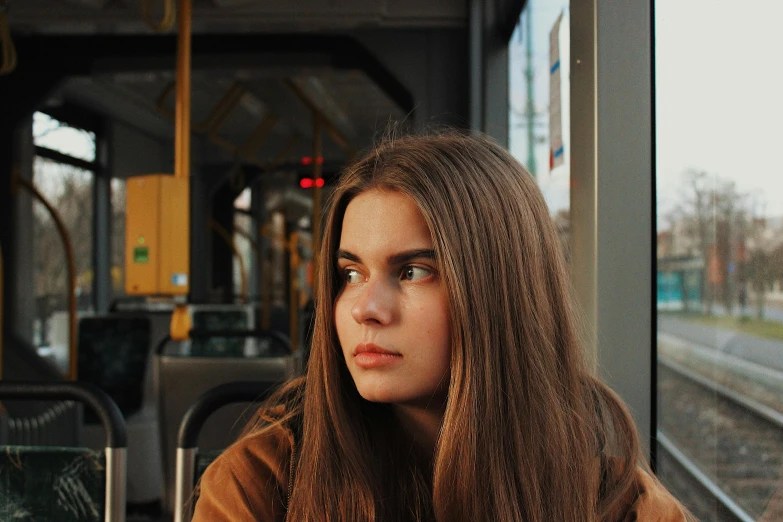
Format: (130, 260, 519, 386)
(524, 6, 537, 178)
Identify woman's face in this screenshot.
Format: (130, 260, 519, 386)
(335, 189, 451, 406)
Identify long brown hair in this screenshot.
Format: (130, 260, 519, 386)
(253, 131, 658, 521)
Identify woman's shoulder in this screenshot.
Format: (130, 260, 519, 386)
(192, 402, 299, 522)
(603, 458, 689, 522)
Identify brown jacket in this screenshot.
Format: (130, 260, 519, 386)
(193, 418, 687, 522)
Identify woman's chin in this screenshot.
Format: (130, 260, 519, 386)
(357, 386, 399, 404)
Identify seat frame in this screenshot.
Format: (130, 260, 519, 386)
(174, 380, 281, 522)
(0, 381, 128, 522)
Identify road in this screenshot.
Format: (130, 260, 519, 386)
(658, 315, 783, 372)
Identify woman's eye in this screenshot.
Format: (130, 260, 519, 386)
(345, 269, 363, 284)
(401, 266, 431, 282)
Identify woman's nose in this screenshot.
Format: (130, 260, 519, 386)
(351, 278, 394, 325)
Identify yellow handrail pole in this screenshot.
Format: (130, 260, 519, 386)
(142, 0, 176, 33)
(155, 81, 177, 118)
(285, 79, 355, 156)
(208, 220, 248, 303)
(0, 5, 18, 76)
(174, 0, 191, 182)
(236, 115, 278, 162)
(156, 82, 275, 170)
(288, 232, 301, 352)
(159, 81, 245, 135)
(204, 83, 246, 136)
(16, 177, 78, 381)
(312, 116, 323, 291)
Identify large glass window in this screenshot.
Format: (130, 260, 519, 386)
(655, 3, 783, 520)
(31, 111, 96, 349)
(111, 178, 127, 297)
(509, 0, 571, 260)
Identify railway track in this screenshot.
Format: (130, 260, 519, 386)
(656, 359, 783, 521)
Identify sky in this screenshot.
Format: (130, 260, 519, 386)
(509, 0, 783, 223)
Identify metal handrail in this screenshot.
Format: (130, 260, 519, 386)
(0, 381, 128, 522)
(208, 219, 248, 303)
(174, 380, 280, 522)
(15, 176, 78, 381)
(0, 1, 17, 76)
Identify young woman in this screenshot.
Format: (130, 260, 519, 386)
(193, 132, 691, 522)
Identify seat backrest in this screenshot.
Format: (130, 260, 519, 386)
(174, 381, 281, 522)
(189, 305, 253, 357)
(78, 316, 151, 418)
(1, 400, 83, 447)
(156, 333, 294, 513)
(0, 445, 105, 522)
(0, 381, 128, 522)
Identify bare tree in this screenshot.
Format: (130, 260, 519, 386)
(33, 159, 94, 307)
(676, 170, 715, 314)
(671, 171, 765, 317)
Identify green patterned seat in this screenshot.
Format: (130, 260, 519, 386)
(0, 446, 105, 522)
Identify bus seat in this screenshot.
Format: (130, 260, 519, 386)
(77, 316, 163, 507)
(173, 381, 281, 522)
(156, 330, 294, 513)
(189, 307, 252, 357)
(78, 316, 151, 419)
(0, 446, 105, 522)
(0, 381, 127, 522)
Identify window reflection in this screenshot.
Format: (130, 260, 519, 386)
(509, 0, 570, 258)
(32, 157, 94, 348)
(655, 2, 783, 520)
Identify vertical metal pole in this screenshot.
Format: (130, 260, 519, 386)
(93, 155, 111, 314)
(311, 116, 323, 290)
(571, 0, 654, 457)
(175, 0, 192, 303)
(16, 178, 79, 381)
(260, 223, 271, 330)
(0, 244, 3, 382)
(175, 0, 191, 181)
(174, 447, 196, 522)
(525, 7, 537, 177)
(105, 447, 127, 522)
(570, 0, 598, 372)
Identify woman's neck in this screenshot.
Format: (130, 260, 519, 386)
(393, 401, 445, 457)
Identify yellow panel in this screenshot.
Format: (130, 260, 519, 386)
(158, 175, 190, 295)
(125, 174, 190, 296)
(125, 175, 160, 295)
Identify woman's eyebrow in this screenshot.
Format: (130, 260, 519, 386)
(336, 249, 361, 262)
(336, 249, 436, 265)
(387, 249, 436, 265)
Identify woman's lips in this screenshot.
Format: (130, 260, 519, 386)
(353, 343, 402, 369)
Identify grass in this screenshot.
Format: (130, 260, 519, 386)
(661, 310, 783, 342)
